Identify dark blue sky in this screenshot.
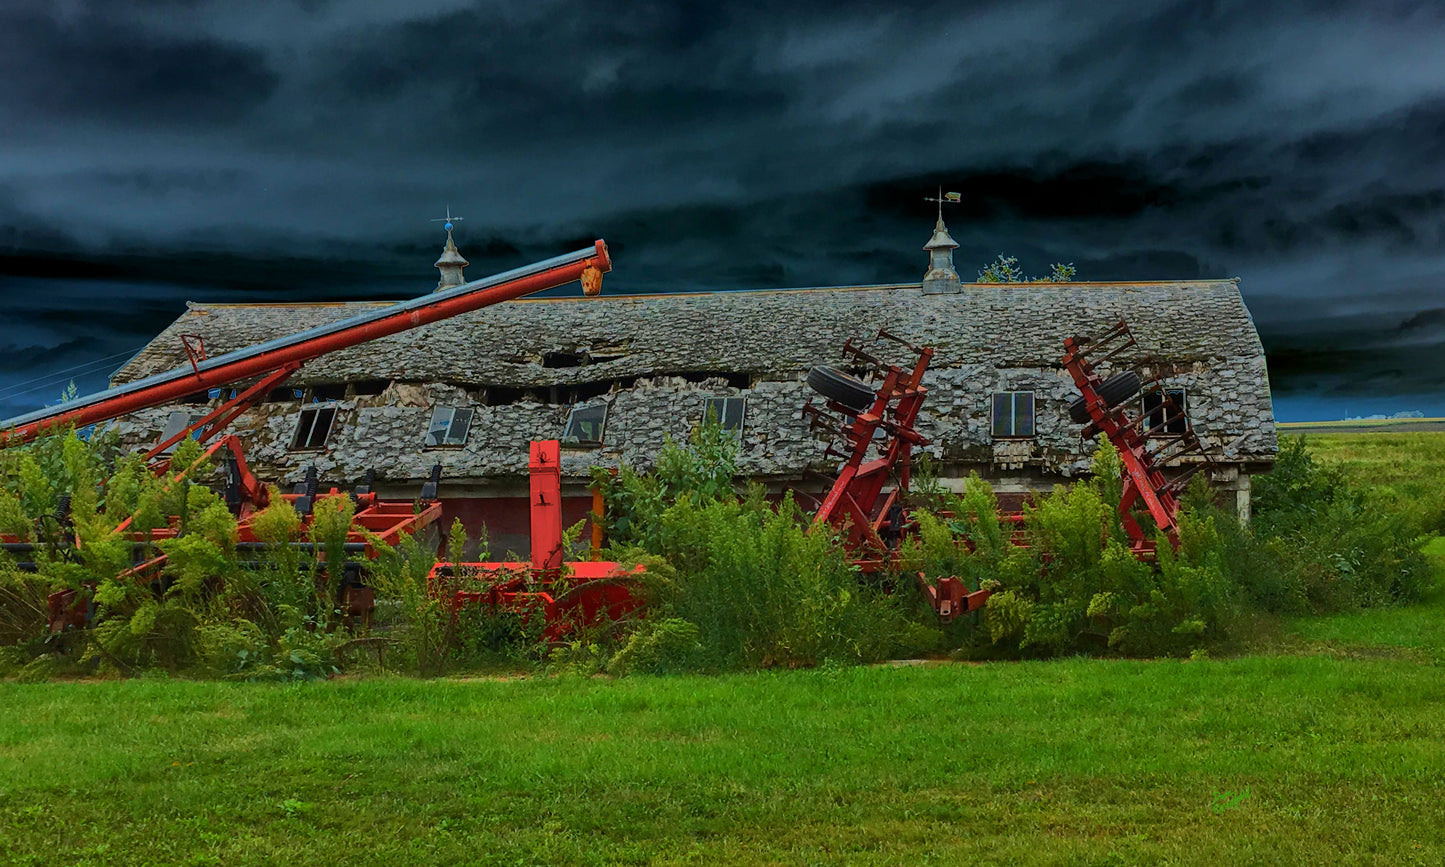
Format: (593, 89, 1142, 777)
(2, 0, 1444, 422)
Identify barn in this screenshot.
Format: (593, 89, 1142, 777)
(105, 218, 1278, 553)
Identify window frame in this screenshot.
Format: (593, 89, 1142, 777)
(990, 391, 1036, 439)
(424, 406, 475, 448)
(561, 403, 608, 447)
(700, 396, 747, 438)
(1142, 388, 1189, 436)
(290, 405, 339, 451)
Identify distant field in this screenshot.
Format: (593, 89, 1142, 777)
(1275, 430, 1445, 529)
(1277, 418, 1445, 434)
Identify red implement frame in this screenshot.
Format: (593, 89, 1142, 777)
(804, 329, 932, 571)
(805, 321, 1220, 623)
(1061, 320, 1218, 558)
(802, 333, 994, 619)
(428, 440, 644, 643)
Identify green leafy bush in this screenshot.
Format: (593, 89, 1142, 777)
(1224, 436, 1433, 612)
(931, 441, 1241, 659)
(597, 421, 924, 669)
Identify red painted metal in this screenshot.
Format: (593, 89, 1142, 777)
(801, 335, 997, 622)
(146, 365, 300, 464)
(915, 574, 993, 620)
(528, 440, 564, 572)
(805, 330, 932, 567)
(1, 241, 612, 447)
(430, 440, 644, 643)
(10, 244, 611, 633)
(804, 322, 1219, 624)
(434, 561, 646, 643)
(1059, 320, 1216, 557)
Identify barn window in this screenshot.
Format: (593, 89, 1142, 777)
(701, 397, 746, 436)
(424, 407, 474, 447)
(990, 392, 1035, 438)
(1143, 389, 1188, 435)
(562, 404, 608, 446)
(291, 407, 338, 450)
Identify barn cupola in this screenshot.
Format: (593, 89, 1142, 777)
(433, 208, 469, 292)
(921, 189, 962, 295)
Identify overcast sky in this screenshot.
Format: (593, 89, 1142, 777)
(2, 0, 1444, 421)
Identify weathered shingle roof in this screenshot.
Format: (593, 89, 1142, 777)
(108, 280, 1277, 483)
(115, 280, 1265, 387)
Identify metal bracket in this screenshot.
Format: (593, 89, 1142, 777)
(180, 335, 208, 375)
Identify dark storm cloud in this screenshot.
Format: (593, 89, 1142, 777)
(1, 0, 1444, 418)
(0, 4, 277, 126)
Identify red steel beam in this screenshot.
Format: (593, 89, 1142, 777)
(1, 241, 612, 447)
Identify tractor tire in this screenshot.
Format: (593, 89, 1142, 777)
(1068, 370, 1141, 424)
(807, 366, 875, 413)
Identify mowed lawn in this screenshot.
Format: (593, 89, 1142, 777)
(3, 650, 1444, 866)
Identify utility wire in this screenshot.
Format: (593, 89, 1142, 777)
(0, 345, 148, 401)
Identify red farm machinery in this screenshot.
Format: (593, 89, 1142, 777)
(1, 242, 618, 633)
(425, 439, 646, 646)
(801, 320, 1221, 622)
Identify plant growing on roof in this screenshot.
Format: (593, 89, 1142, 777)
(977, 254, 1077, 283)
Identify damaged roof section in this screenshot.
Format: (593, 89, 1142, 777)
(114, 280, 1266, 388)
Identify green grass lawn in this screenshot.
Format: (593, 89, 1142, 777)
(4, 653, 1444, 866)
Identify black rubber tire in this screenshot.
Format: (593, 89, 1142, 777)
(807, 366, 874, 412)
(1068, 370, 1141, 424)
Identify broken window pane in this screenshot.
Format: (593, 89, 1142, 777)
(425, 407, 454, 447)
(424, 407, 474, 447)
(291, 407, 337, 450)
(446, 408, 474, 446)
(156, 412, 205, 454)
(1143, 389, 1188, 435)
(563, 404, 608, 445)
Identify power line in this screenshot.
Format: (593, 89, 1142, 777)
(0, 345, 148, 401)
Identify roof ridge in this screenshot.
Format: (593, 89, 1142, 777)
(182, 278, 1241, 309)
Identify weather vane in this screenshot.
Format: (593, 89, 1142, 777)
(923, 187, 962, 222)
(431, 204, 465, 233)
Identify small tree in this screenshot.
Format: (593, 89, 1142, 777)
(977, 254, 1076, 283)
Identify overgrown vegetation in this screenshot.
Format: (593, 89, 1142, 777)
(1, 417, 1439, 679)
(591, 421, 925, 671)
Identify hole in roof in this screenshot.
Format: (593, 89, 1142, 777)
(542, 350, 586, 368)
(311, 384, 347, 402)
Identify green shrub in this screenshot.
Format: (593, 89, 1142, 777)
(1224, 436, 1433, 612)
(596, 422, 924, 670)
(950, 440, 1241, 658)
(608, 617, 703, 675)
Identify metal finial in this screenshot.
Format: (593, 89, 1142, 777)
(923, 187, 962, 223)
(431, 204, 465, 234)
